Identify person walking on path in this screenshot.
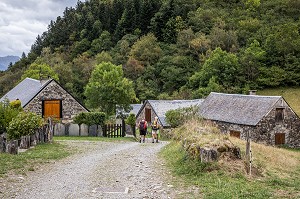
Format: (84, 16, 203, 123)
(151, 116, 160, 143)
(139, 119, 147, 143)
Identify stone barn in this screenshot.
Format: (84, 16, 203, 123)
(0, 77, 89, 122)
(199, 92, 300, 147)
(136, 99, 204, 128)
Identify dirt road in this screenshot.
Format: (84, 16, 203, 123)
(1, 139, 184, 199)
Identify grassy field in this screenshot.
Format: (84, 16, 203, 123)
(258, 87, 300, 116)
(0, 142, 71, 177)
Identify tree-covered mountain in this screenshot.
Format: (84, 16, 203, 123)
(1, 0, 299, 111)
(0, 56, 20, 71)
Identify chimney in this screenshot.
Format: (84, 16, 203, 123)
(249, 90, 257, 95)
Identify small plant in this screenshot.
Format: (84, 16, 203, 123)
(7, 111, 43, 140)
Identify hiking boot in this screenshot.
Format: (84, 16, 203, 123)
(156, 140, 159, 143)
(139, 138, 141, 143)
(143, 139, 145, 143)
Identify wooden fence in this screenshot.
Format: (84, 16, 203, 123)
(103, 123, 126, 138)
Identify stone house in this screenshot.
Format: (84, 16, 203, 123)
(0, 77, 89, 122)
(199, 92, 300, 147)
(136, 99, 204, 128)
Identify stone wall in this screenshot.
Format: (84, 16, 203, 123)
(213, 100, 300, 147)
(24, 81, 88, 122)
(53, 123, 103, 137)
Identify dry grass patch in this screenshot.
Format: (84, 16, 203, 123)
(230, 137, 300, 178)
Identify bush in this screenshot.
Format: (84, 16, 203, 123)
(165, 105, 200, 128)
(125, 113, 136, 127)
(7, 112, 43, 140)
(73, 112, 106, 126)
(0, 99, 22, 133)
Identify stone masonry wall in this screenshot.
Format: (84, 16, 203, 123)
(213, 99, 300, 147)
(24, 81, 88, 122)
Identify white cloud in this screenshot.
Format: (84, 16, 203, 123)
(0, 0, 80, 57)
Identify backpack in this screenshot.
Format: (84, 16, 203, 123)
(139, 121, 146, 131)
(152, 121, 159, 130)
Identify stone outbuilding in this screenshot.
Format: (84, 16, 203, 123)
(0, 77, 89, 122)
(136, 99, 204, 128)
(199, 92, 300, 147)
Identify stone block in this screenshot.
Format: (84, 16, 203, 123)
(54, 123, 66, 136)
(80, 124, 89, 136)
(69, 123, 79, 136)
(98, 125, 103, 137)
(89, 125, 98, 136)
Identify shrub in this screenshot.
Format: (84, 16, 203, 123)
(73, 112, 106, 126)
(0, 99, 22, 133)
(125, 113, 136, 127)
(165, 105, 200, 128)
(7, 112, 43, 140)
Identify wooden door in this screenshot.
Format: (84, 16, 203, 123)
(145, 108, 151, 123)
(275, 133, 285, 145)
(230, 130, 241, 138)
(43, 100, 61, 119)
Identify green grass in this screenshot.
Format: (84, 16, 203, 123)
(258, 87, 300, 116)
(53, 136, 136, 142)
(0, 142, 71, 177)
(161, 141, 300, 199)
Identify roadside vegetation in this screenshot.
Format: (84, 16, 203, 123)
(161, 119, 300, 198)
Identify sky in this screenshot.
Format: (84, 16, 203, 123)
(0, 0, 83, 57)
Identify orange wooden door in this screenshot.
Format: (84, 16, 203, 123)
(43, 100, 61, 119)
(275, 133, 285, 145)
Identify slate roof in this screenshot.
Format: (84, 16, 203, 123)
(199, 92, 282, 126)
(0, 78, 51, 107)
(130, 104, 143, 115)
(143, 99, 204, 127)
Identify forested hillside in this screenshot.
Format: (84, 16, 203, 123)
(0, 0, 299, 110)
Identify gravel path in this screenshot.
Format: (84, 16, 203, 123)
(1, 139, 186, 199)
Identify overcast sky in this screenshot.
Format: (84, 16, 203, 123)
(0, 0, 83, 57)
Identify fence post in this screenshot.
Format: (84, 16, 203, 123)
(122, 119, 126, 137)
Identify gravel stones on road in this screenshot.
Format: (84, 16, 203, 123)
(1, 139, 179, 199)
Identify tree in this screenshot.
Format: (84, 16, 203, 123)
(21, 62, 59, 81)
(189, 47, 241, 91)
(129, 33, 162, 66)
(85, 62, 137, 116)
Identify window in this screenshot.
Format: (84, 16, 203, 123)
(230, 130, 241, 138)
(42, 100, 62, 119)
(275, 108, 284, 122)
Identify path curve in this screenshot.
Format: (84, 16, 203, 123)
(2, 139, 179, 199)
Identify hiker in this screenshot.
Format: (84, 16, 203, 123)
(151, 116, 160, 143)
(139, 119, 147, 143)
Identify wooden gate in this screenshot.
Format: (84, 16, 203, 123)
(275, 133, 285, 145)
(103, 123, 125, 138)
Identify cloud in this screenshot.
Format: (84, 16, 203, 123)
(0, 0, 80, 57)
